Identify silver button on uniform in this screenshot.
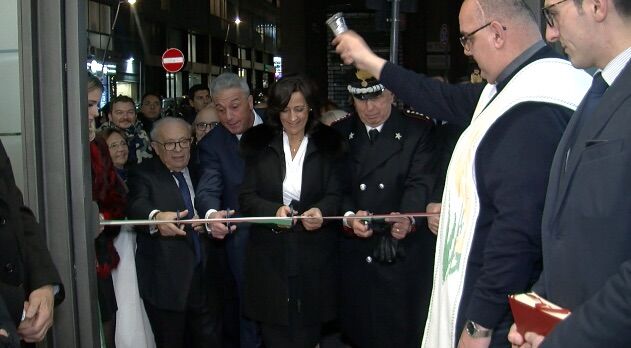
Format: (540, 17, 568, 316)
(378, 183, 385, 189)
(366, 256, 372, 263)
(359, 184, 366, 191)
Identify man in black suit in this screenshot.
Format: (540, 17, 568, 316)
(0, 140, 64, 344)
(127, 117, 222, 347)
(195, 72, 264, 348)
(332, 70, 437, 348)
(509, 1, 631, 347)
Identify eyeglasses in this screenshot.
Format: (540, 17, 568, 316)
(142, 101, 161, 107)
(459, 22, 492, 49)
(195, 121, 219, 131)
(108, 140, 127, 150)
(542, 0, 569, 27)
(153, 138, 192, 151)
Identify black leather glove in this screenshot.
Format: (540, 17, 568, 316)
(391, 238, 406, 260)
(373, 233, 406, 264)
(372, 234, 387, 263)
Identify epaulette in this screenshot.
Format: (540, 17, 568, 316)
(329, 112, 352, 126)
(403, 108, 431, 121)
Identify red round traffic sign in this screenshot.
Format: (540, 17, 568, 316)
(162, 48, 185, 73)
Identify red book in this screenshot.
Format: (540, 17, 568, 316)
(509, 292, 571, 336)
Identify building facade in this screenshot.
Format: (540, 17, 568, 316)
(87, 0, 280, 103)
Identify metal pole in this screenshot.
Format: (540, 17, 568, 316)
(389, 0, 401, 63)
(30, 0, 101, 345)
(224, 22, 232, 72)
(101, 1, 123, 74)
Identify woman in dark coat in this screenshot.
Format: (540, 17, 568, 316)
(239, 75, 346, 348)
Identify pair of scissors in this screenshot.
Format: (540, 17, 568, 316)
(288, 203, 299, 228)
(225, 207, 232, 233)
(362, 211, 373, 230)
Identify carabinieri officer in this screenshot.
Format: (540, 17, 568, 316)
(332, 70, 437, 348)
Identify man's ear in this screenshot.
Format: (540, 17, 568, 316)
(248, 94, 254, 110)
(590, 0, 608, 22)
(490, 21, 507, 48)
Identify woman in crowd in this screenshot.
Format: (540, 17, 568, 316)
(100, 128, 129, 181)
(238, 75, 346, 347)
(88, 73, 127, 347)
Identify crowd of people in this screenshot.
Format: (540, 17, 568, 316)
(2, 0, 631, 347)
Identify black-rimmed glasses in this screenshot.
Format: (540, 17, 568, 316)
(153, 138, 192, 151)
(459, 22, 492, 49)
(542, 0, 569, 27)
(195, 121, 219, 131)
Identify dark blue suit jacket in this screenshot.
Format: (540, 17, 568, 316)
(195, 110, 264, 216)
(535, 60, 631, 348)
(195, 124, 243, 214)
(380, 46, 576, 346)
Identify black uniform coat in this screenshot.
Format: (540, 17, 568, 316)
(0, 140, 63, 325)
(238, 123, 345, 326)
(127, 157, 222, 312)
(332, 108, 436, 348)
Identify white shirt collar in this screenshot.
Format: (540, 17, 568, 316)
(364, 124, 384, 134)
(236, 109, 263, 140)
(600, 45, 631, 86)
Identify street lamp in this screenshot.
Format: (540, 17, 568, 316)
(223, 17, 242, 72)
(100, 0, 137, 74)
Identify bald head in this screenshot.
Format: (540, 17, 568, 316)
(476, 0, 537, 24)
(459, 0, 543, 83)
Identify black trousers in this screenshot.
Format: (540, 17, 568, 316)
(260, 323, 320, 348)
(143, 266, 222, 348)
(144, 301, 222, 348)
(259, 276, 321, 348)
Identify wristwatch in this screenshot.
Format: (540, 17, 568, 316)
(465, 320, 492, 338)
